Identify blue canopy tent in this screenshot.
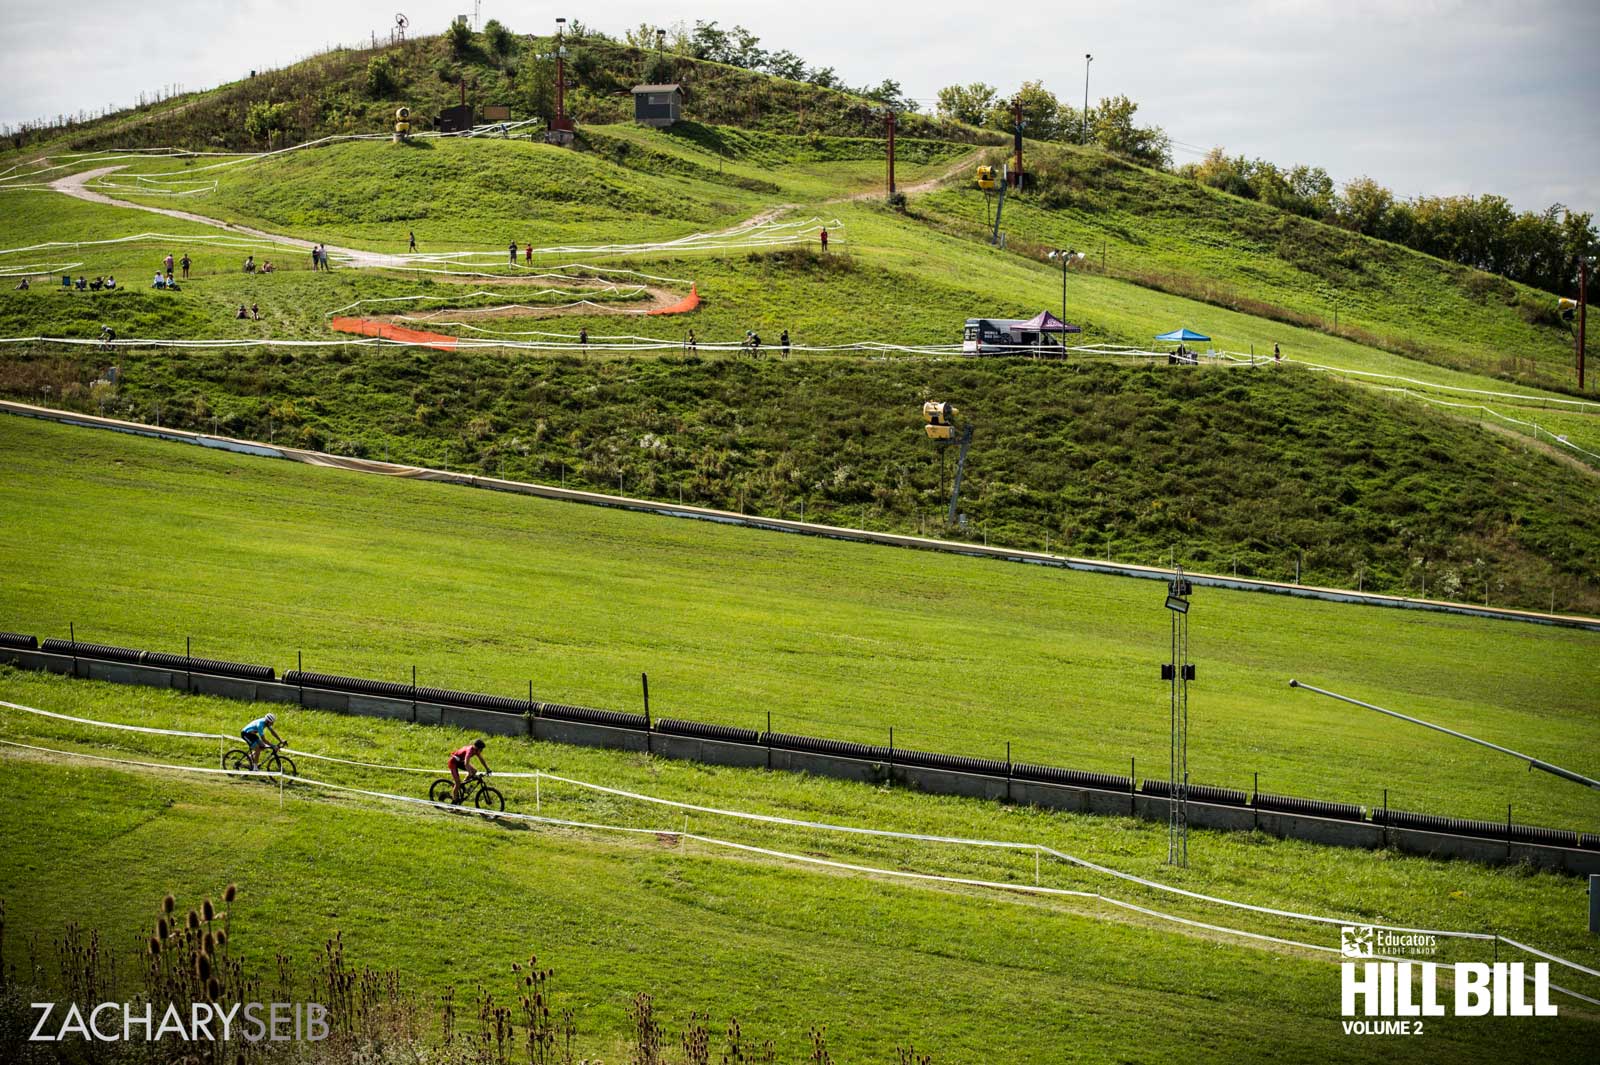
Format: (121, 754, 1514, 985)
(1154, 328, 1210, 342)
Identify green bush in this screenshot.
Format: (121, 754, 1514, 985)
(366, 55, 398, 98)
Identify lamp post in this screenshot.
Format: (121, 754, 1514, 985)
(1082, 54, 1093, 144)
(1047, 248, 1085, 345)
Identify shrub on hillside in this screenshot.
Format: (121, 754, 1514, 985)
(366, 55, 398, 98)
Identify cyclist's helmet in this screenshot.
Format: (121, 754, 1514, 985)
(264, 712, 276, 725)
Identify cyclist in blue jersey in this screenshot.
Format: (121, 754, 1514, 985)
(240, 712, 284, 770)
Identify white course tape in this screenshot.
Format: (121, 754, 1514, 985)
(0, 738, 269, 777)
(0, 698, 229, 739)
(8, 702, 1598, 981)
(0, 735, 1357, 961)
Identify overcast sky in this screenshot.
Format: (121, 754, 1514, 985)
(3, 1, 1596, 215)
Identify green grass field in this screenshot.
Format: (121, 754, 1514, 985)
(1, 669, 1597, 1062)
(2, 414, 1596, 834)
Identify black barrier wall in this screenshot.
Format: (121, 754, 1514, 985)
(3, 640, 1597, 876)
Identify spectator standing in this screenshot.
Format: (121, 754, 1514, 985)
(180, 253, 191, 279)
(163, 252, 174, 276)
(780, 329, 790, 359)
(819, 227, 829, 252)
(1273, 342, 1281, 363)
(685, 328, 696, 354)
(408, 230, 417, 252)
(525, 243, 533, 264)
(509, 241, 518, 266)
(579, 327, 588, 352)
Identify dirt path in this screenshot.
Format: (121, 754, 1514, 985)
(394, 284, 682, 321)
(1478, 419, 1600, 480)
(51, 165, 408, 268)
(834, 149, 985, 203)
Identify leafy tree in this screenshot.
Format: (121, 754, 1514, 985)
(806, 66, 841, 90)
(1339, 176, 1394, 237)
(765, 49, 806, 81)
(1088, 94, 1170, 167)
(622, 22, 659, 49)
(243, 100, 291, 145)
(446, 17, 473, 58)
(690, 20, 731, 62)
(858, 78, 917, 112)
(983, 81, 1060, 140)
(483, 19, 514, 61)
(935, 82, 998, 126)
(365, 55, 398, 99)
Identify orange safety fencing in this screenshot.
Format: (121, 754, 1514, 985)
(647, 283, 700, 316)
(329, 317, 458, 350)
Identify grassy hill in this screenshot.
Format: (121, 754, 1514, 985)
(17, 30, 993, 157)
(919, 143, 1588, 395)
(1, 669, 1596, 1062)
(3, 414, 1597, 831)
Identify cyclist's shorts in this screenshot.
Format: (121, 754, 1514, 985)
(242, 727, 265, 746)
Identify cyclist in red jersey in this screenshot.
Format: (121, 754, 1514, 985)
(447, 739, 490, 803)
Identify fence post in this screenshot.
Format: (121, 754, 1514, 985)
(1130, 756, 1136, 817)
(70, 621, 78, 678)
(1382, 788, 1388, 849)
(642, 672, 651, 754)
(1006, 741, 1013, 804)
(297, 650, 303, 707)
(411, 665, 417, 723)
(766, 711, 772, 771)
(1253, 770, 1259, 831)
(186, 636, 192, 694)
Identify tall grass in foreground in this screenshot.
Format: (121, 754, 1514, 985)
(0, 889, 931, 1064)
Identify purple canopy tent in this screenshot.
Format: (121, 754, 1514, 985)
(1019, 310, 1082, 334)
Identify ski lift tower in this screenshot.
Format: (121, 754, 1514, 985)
(922, 400, 975, 525)
(1162, 567, 1194, 866)
(541, 17, 575, 145)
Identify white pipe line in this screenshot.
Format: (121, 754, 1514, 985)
(1289, 680, 1600, 791)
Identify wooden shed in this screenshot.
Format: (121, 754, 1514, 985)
(631, 84, 683, 128)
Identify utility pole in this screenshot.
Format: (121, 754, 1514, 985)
(1580, 256, 1588, 390)
(1012, 97, 1023, 187)
(1082, 54, 1093, 145)
(886, 108, 896, 198)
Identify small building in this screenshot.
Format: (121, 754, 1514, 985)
(631, 84, 683, 128)
(436, 103, 475, 133)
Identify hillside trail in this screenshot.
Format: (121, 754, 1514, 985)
(1478, 420, 1600, 480)
(53, 165, 413, 268)
(833, 148, 985, 203)
(50, 165, 808, 270)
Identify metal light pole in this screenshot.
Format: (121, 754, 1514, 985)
(1047, 248, 1084, 346)
(1163, 569, 1194, 867)
(1082, 54, 1093, 144)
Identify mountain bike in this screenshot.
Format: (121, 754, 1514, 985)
(222, 743, 297, 777)
(429, 772, 504, 813)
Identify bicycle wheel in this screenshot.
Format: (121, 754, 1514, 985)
(429, 779, 456, 805)
(474, 784, 505, 813)
(222, 749, 251, 772)
(266, 752, 297, 777)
